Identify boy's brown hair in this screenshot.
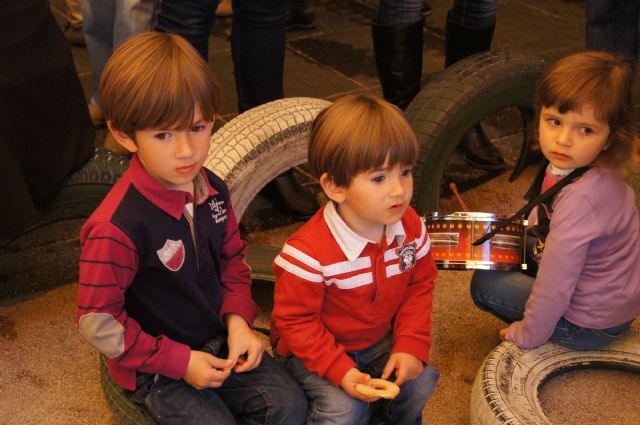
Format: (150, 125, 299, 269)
(536, 51, 639, 174)
(308, 94, 418, 187)
(100, 32, 221, 139)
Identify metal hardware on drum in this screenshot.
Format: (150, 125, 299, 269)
(424, 212, 527, 271)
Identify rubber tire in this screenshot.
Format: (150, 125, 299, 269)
(204, 96, 331, 220)
(100, 97, 330, 425)
(470, 330, 640, 425)
(405, 51, 548, 214)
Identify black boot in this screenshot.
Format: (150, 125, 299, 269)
(261, 169, 319, 220)
(445, 12, 505, 171)
(372, 19, 424, 110)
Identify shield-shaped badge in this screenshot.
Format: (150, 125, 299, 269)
(156, 239, 185, 272)
(396, 242, 416, 272)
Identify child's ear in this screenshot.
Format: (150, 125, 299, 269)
(107, 121, 138, 153)
(319, 173, 346, 203)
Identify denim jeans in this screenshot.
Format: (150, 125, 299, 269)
(277, 334, 439, 425)
(129, 334, 307, 425)
(82, 0, 158, 105)
(156, 0, 287, 113)
(470, 270, 633, 350)
(586, 0, 639, 69)
(449, 0, 499, 28)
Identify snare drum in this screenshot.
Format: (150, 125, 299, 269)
(424, 212, 527, 271)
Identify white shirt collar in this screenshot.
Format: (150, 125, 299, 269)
(323, 201, 406, 262)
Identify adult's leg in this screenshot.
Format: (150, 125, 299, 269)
(279, 355, 369, 425)
(470, 270, 533, 323)
(586, 0, 639, 70)
(231, 0, 319, 219)
(446, 0, 505, 170)
(372, 0, 424, 110)
(156, 0, 218, 60)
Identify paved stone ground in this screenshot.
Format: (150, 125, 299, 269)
(2, 0, 640, 424)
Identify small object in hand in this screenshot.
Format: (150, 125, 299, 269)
(355, 378, 400, 399)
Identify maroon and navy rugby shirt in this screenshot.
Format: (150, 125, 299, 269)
(77, 155, 258, 390)
(271, 202, 438, 386)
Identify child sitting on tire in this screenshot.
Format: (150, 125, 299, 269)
(76, 32, 306, 425)
(471, 51, 640, 350)
(271, 94, 439, 424)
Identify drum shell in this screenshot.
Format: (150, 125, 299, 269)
(424, 212, 526, 271)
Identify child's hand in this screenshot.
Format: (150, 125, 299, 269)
(381, 352, 423, 387)
(183, 350, 233, 389)
(226, 314, 265, 373)
(499, 327, 509, 341)
(340, 368, 379, 402)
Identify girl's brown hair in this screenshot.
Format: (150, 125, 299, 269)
(99, 32, 221, 139)
(308, 94, 418, 187)
(536, 51, 638, 174)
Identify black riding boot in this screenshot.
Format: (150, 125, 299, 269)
(446, 12, 505, 171)
(372, 19, 424, 110)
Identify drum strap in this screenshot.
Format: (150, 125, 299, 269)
(472, 162, 591, 246)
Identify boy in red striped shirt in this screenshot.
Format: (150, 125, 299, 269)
(271, 94, 439, 424)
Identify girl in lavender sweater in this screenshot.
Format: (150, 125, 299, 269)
(471, 51, 640, 350)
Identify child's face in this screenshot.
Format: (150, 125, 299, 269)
(113, 106, 213, 192)
(539, 104, 610, 170)
(332, 161, 413, 241)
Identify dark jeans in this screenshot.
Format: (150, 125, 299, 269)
(586, 0, 639, 69)
(449, 0, 499, 28)
(129, 334, 307, 425)
(470, 269, 633, 350)
(156, 0, 287, 112)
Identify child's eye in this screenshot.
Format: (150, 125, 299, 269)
(580, 127, 594, 135)
(372, 175, 385, 183)
(400, 168, 412, 177)
(191, 124, 206, 132)
(546, 118, 560, 126)
(154, 132, 172, 140)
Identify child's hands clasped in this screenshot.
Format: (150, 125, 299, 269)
(183, 350, 234, 389)
(226, 313, 265, 373)
(340, 368, 379, 402)
(381, 352, 423, 387)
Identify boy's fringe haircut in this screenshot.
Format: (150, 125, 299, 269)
(308, 94, 419, 187)
(99, 32, 221, 138)
(536, 51, 639, 175)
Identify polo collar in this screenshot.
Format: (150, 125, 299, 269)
(323, 201, 406, 262)
(128, 155, 218, 220)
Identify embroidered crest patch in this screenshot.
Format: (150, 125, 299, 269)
(396, 242, 416, 271)
(156, 239, 185, 272)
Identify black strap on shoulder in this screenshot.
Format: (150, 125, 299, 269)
(472, 164, 591, 246)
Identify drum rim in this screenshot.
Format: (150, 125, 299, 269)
(423, 211, 524, 224)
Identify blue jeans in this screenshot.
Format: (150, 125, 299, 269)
(586, 0, 639, 69)
(82, 0, 158, 106)
(449, 0, 499, 28)
(277, 334, 439, 425)
(156, 0, 287, 113)
(129, 334, 307, 425)
(470, 270, 633, 350)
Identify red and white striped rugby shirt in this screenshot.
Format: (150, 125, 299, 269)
(271, 202, 437, 386)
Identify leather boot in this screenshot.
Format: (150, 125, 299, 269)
(446, 11, 505, 170)
(262, 169, 320, 219)
(372, 19, 424, 110)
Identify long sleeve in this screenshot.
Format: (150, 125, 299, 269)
(76, 221, 190, 389)
(506, 191, 598, 348)
(272, 241, 356, 386)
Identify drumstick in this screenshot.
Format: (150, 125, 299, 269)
(449, 182, 469, 212)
